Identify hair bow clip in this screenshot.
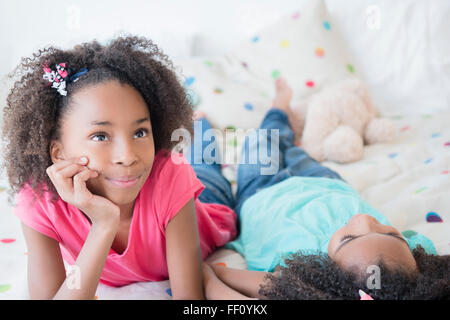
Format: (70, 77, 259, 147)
(43, 63, 88, 96)
(43, 62, 69, 96)
(358, 289, 374, 300)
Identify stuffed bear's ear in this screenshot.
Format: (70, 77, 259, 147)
(328, 78, 380, 118)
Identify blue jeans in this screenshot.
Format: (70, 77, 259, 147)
(186, 109, 344, 218)
(234, 109, 345, 217)
(185, 118, 235, 209)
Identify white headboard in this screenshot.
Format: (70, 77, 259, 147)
(1, 0, 310, 76)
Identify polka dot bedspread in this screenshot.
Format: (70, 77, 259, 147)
(0, 112, 449, 299)
(1, 1, 449, 300)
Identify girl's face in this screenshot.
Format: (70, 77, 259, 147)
(50, 80, 155, 210)
(328, 214, 417, 274)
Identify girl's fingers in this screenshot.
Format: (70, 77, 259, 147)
(47, 157, 88, 175)
(73, 168, 97, 204)
(55, 163, 86, 180)
(47, 161, 88, 192)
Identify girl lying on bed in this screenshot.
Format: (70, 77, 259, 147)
(191, 78, 450, 300)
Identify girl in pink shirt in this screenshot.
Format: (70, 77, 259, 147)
(2, 36, 237, 299)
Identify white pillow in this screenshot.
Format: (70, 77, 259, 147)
(325, 0, 450, 116)
(175, 0, 358, 131)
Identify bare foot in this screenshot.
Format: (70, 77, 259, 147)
(271, 77, 293, 113)
(271, 78, 302, 140)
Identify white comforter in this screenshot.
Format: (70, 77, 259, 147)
(0, 111, 449, 299)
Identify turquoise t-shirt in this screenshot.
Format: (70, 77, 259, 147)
(225, 177, 436, 272)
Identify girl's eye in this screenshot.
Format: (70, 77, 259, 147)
(388, 232, 404, 240)
(92, 133, 108, 142)
(340, 234, 357, 243)
(91, 128, 150, 142)
(134, 128, 149, 138)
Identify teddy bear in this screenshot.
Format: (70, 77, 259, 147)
(291, 78, 397, 163)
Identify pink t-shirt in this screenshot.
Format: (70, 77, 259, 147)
(14, 150, 237, 287)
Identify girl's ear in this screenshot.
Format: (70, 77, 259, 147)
(49, 140, 66, 164)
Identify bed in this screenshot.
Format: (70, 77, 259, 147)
(0, 0, 449, 299)
(0, 110, 449, 299)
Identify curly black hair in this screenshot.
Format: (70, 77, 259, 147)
(259, 246, 450, 300)
(1, 35, 194, 204)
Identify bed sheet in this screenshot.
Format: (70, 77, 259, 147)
(0, 112, 449, 299)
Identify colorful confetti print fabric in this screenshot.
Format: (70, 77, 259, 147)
(323, 113, 450, 256)
(1, 0, 449, 300)
(1, 112, 449, 299)
(176, 0, 358, 131)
